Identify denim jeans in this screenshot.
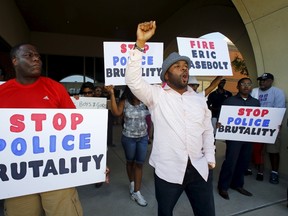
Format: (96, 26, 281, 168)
(121, 134, 148, 164)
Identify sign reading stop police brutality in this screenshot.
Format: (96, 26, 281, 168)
(104, 42, 163, 85)
(177, 37, 233, 76)
(0, 109, 108, 199)
(215, 106, 286, 144)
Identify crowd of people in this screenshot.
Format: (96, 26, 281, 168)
(0, 21, 287, 216)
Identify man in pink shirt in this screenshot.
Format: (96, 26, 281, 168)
(125, 21, 215, 216)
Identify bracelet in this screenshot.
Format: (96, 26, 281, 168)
(134, 43, 145, 52)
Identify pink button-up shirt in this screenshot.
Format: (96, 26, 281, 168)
(125, 50, 215, 184)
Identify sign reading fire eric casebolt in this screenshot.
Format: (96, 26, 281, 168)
(0, 109, 108, 199)
(215, 106, 286, 144)
(177, 37, 232, 76)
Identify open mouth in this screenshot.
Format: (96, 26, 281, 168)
(182, 73, 188, 83)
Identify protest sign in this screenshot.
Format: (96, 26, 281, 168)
(104, 42, 163, 85)
(0, 109, 108, 199)
(71, 97, 107, 109)
(177, 37, 232, 76)
(215, 106, 286, 143)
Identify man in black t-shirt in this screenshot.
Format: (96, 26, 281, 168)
(207, 79, 232, 134)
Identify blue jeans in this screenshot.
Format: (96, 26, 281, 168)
(154, 163, 215, 216)
(121, 134, 148, 164)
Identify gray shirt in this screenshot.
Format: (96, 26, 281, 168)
(122, 100, 149, 138)
(251, 86, 285, 108)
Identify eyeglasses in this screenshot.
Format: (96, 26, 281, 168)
(240, 83, 252, 87)
(82, 91, 93, 95)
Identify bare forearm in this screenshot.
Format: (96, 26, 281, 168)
(109, 93, 122, 116)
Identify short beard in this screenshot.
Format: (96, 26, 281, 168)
(166, 71, 187, 90)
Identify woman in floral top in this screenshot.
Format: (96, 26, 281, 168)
(105, 85, 149, 207)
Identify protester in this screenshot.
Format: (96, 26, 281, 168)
(0, 43, 83, 216)
(204, 76, 223, 96)
(188, 76, 201, 93)
(105, 85, 149, 207)
(217, 78, 260, 200)
(94, 86, 103, 97)
(188, 75, 223, 97)
(77, 81, 110, 188)
(207, 78, 232, 134)
(251, 73, 285, 184)
(79, 81, 95, 96)
(125, 21, 215, 216)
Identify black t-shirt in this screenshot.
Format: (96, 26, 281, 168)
(207, 89, 232, 118)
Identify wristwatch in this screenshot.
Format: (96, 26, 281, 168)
(134, 43, 145, 52)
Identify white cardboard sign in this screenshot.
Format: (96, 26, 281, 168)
(71, 97, 107, 109)
(104, 42, 163, 85)
(177, 37, 232, 76)
(0, 109, 108, 199)
(215, 106, 286, 144)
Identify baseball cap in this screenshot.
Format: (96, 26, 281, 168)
(257, 73, 274, 80)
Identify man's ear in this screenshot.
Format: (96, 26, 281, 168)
(164, 72, 168, 82)
(12, 57, 17, 66)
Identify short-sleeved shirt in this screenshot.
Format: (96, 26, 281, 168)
(122, 100, 149, 138)
(251, 87, 285, 108)
(0, 77, 75, 108)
